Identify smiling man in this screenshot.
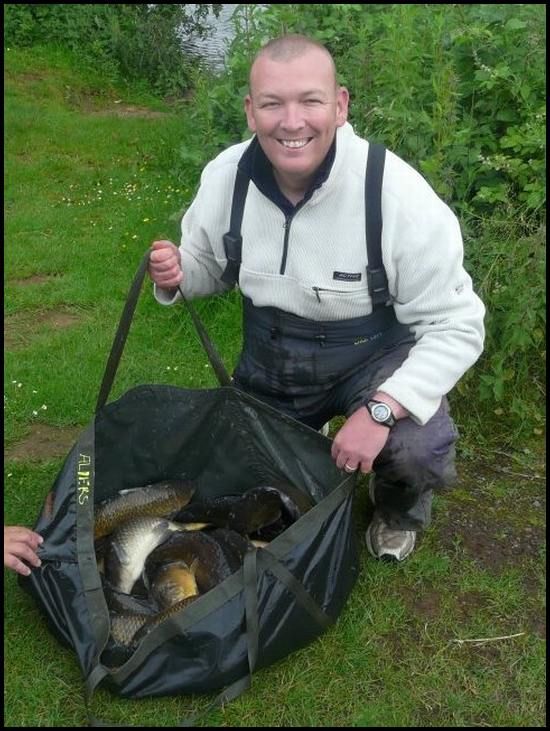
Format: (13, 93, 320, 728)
(148, 35, 485, 563)
(244, 40, 348, 204)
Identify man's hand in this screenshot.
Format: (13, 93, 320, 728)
(149, 240, 183, 288)
(4, 526, 43, 576)
(331, 407, 390, 474)
(331, 392, 409, 474)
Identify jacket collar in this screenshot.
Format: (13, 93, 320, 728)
(238, 135, 337, 215)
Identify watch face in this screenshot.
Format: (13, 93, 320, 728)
(371, 403, 391, 422)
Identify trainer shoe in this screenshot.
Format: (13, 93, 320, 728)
(365, 511, 416, 562)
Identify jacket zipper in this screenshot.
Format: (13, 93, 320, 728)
(312, 286, 359, 302)
(279, 214, 293, 275)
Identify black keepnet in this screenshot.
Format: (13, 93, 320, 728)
(19, 250, 359, 714)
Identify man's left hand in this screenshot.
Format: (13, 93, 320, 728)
(331, 406, 390, 474)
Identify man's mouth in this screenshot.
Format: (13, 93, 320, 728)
(278, 138, 312, 149)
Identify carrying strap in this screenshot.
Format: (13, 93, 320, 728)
(365, 142, 390, 309)
(95, 249, 151, 413)
(219, 143, 390, 308)
(95, 248, 231, 413)
(84, 477, 352, 726)
(220, 167, 250, 286)
(176, 286, 232, 387)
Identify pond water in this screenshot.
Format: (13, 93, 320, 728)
(179, 4, 238, 72)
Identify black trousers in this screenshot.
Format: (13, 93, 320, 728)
(234, 315, 458, 530)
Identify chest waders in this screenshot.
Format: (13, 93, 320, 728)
(221, 143, 410, 399)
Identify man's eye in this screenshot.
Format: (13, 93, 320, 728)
(260, 102, 280, 109)
(304, 99, 323, 106)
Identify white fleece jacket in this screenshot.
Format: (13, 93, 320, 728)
(155, 122, 485, 425)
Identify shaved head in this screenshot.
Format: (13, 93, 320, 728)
(249, 35, 337, 94)
(244, 33, 348, 202)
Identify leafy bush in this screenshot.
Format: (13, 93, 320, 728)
(4, 4, 221, 96)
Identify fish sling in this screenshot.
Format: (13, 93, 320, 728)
(19, 248, 360, 725)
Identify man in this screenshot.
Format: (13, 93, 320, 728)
(148, 35, 485, 562)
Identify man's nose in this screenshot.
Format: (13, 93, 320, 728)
(280, 102, 305, 130)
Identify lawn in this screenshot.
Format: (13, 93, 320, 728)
(4, 46, 545, 727)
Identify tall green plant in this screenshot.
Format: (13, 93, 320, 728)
(3, 4, 221, 96)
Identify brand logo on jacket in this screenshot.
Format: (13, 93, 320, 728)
(333, 271, 362, 282)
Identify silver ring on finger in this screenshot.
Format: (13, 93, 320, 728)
(344, 463, 357, 473)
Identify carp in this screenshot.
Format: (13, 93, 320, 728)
(103, 516, 205, 594)
(94, 480, 195, 539)
(150, 559, 200, 609)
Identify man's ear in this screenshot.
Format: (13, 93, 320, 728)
(335, 86, 349, 127)
(244, 95, 257, 132)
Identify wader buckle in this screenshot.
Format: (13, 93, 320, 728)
(367, 267, 390, 306)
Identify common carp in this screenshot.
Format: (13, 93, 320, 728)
(94, 480, 195, 539)
(102, 577, 159, 615)
(208, 528, 251, 565)
(131, 595, 200, 647)
(174, 487, 282, 535)
(144, 529, 243, 594)
(110, 610, 150, 648)
(103, 516, 206, 594)
(150, 559, 200, 609)
(264, 482, 315, 520)
(249, 483, 315, 541)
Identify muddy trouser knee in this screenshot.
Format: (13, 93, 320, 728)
(337, 339, 459, 531)
(368, 399, 458, 530)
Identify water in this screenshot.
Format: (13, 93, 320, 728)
(179, 4, 238, 72)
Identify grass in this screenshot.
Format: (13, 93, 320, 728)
(4, 46, 546, 727)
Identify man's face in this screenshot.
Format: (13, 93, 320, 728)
(245, 48, 349, 189)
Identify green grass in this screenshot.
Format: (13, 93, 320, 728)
(4, 46, 546, 727)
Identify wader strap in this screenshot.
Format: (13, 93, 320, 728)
(219, 142, 390, 308)
(221, 167, 250, 286)
(365, 143, 390, 309)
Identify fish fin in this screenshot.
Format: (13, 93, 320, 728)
(251, 539, 269, 549)
(171, 521, 210, 531)
(112, 540, 132, 567)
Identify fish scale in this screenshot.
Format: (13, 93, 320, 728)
(150, 559, 200, 609)
(104, 516, 192, 594)
(94, 480, 195, 539)
(132, 595, 200, 647)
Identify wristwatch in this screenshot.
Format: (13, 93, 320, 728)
(366, 399, 396, 428)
